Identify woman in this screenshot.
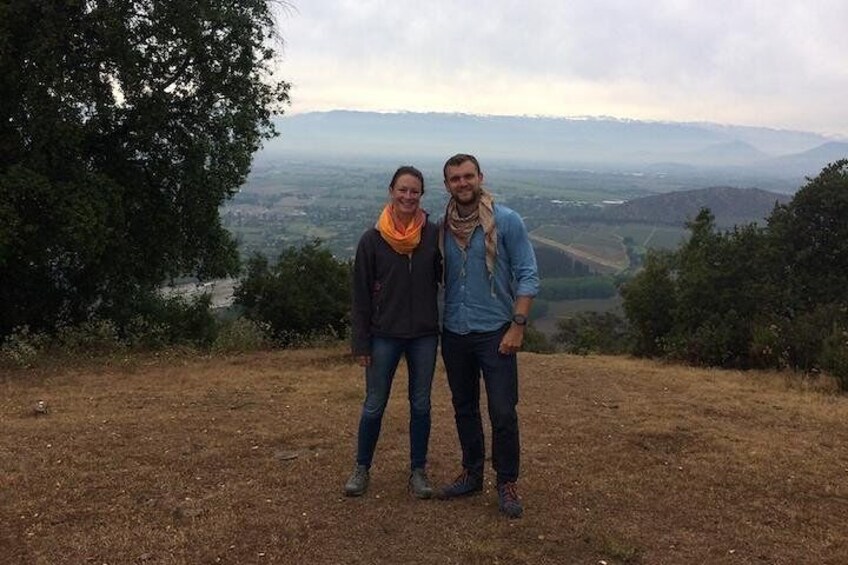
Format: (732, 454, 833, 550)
(345, 165, 441, 499)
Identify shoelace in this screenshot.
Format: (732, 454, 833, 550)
(500, 482, 519, 503)
(451, 470, 470, 488)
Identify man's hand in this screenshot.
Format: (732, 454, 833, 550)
(356, 355, 371, 367)
(498, 325, 525, 355)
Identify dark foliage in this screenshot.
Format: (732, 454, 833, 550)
(554, 311, 631, 355)
(0, 0, 290, 337)
(234, 241, 351, 345)
(621, 160, 848, 388)
(533, 245, 592, 277)
(538, 276, 618, 301)
(620, 250, 676, 357)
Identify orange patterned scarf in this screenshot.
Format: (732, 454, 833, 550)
(376, 204, 426, 255)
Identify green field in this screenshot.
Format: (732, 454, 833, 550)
(531, 224, 628, 272)
(534, 222, 686, 252)
(533, 295, 624, 336)
(226, 159, 698, 265)
(612, 224, 688, 250)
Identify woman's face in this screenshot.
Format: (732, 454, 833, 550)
(389, 174, 423, 217)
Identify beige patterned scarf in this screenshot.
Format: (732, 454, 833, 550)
(443, 188, 497, 277)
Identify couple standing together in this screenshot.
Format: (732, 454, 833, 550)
(347, 153, 539, 519)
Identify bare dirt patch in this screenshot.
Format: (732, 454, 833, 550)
(2, 349, 847, 564)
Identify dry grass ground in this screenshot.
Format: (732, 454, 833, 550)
(2, 347, 847, 564)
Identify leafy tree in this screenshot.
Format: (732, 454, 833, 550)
(618, 162, 848, 386)
(670, 212, 773, 366)
(620, 250, 676, 357)
(0, 0, 290, 337)
(764, 160, 848, 379)
(768, 159, 848, 311)
(234, 242, 351, 344)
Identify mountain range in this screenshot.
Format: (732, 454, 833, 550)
(258, 111, 848, 188)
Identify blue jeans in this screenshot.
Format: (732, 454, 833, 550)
(356, 334, 438, 470)
(441, 325, 520, 484)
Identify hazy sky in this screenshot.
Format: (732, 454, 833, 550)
(273, 0, 848, 137)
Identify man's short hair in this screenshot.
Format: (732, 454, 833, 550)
(443, 154, 481, 179)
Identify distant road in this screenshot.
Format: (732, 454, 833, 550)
(529, 234, 627, 273)
(160, 278, 236, 309)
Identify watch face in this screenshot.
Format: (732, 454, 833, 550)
(512, 314, 527, 325)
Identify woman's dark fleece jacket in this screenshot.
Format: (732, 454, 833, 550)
(351, 220, 441, 356)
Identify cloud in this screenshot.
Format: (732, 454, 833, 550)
(274, 0, 848, 136)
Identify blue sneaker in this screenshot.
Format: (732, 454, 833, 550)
(438, 469, 483, 499)
(497, 482, 523, 518)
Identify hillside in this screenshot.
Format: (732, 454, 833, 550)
(600, 186, 791, 228)
(3, 348, 847, 564)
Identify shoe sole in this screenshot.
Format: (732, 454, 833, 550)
(436, 486, 483, 500)
(410, 488, 434, 499)
(344, 486, 368, 497)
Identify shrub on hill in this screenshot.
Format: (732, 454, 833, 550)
(522, 325, 556, 354)
(234, 241, 350, 345)
(622, 160, 848, 389)
(0, 293, 220, 367)
(553, 311, 631, 355)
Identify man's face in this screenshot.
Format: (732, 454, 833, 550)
(444, 160, 484, 206)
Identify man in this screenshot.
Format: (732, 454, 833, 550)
(438, 153, 539, 518)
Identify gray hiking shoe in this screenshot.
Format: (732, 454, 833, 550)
(344, 465, 369, 497)
(497, 481, 523, 518)
(408, 468, 434, 499)
(437, 469, 483, 499)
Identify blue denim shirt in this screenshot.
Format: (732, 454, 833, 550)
(442, 204, 539, 334)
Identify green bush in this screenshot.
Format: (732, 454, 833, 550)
(669, 313, 743, 367)
(554, 311, 630, 355)
(0, 326, 49, 368)
(212, 317, 272, 353)
(56, 319, 124, 355)
(820, 325, 848, 391)
(783, 307, 837, 372)
(621, 251, 676, 357)
(234, 241, 350, 345)
(123, 294, 219, 348)
(1, 292, 224, 366)
(522, 325, 556, 354)
(749, 321, 791, 370)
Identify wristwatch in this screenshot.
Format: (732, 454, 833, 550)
(511, 314, 528, 326)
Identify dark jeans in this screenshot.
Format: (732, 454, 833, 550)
(441, 325, 520, 484)
(356, 334, 438, 470)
